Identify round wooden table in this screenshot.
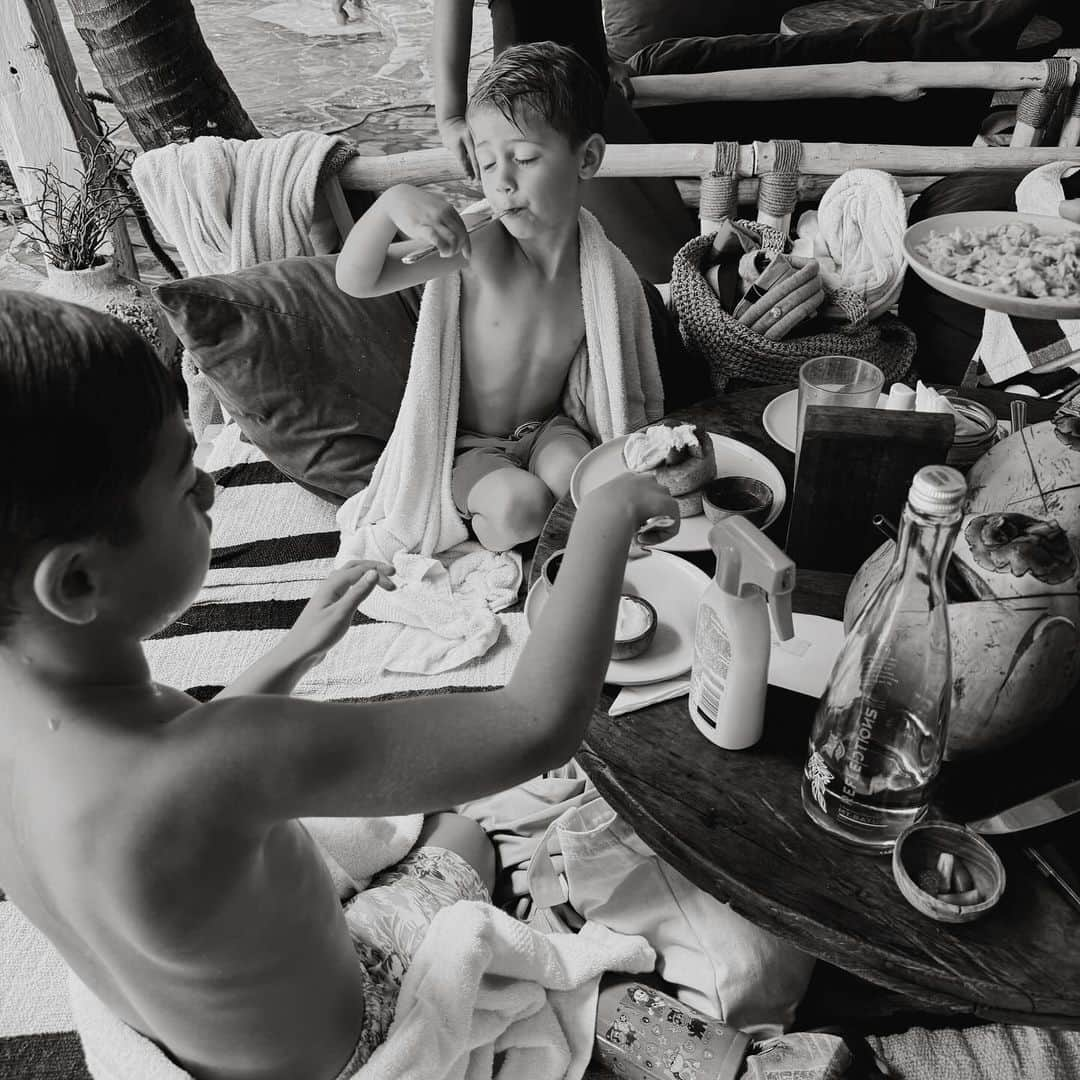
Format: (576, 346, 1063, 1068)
(779, 0, 1062, 59)
(532, 385, 1080, 1027)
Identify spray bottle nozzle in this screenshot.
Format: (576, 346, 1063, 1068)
(709, 517, 796, 641)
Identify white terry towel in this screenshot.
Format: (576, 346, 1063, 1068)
(793, 168, 908, 319)
(302, 815, 424, 899)
(360, 543, 523, 676)
(335, 207, 665, 566)
(69, 904, 655, 1080)
(978, 161, 1080, 384)
(130, 130, 349, 277)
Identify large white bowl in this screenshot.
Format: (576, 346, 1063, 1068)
(903, 211, 1080, 322)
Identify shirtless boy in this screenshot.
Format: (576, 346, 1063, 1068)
(0, 293, 677, 1080)
(336, 42, 613, 552)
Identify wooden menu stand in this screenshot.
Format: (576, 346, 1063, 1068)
(785, 405, 954, 573)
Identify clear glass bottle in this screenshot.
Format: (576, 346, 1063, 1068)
(801, 465, 967, 852)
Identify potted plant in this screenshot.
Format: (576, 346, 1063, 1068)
(18, 129, 175, 362)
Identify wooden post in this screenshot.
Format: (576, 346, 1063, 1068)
(1, 0, 137, 277)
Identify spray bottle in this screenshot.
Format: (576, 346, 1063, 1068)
(689, 516, 796, 750)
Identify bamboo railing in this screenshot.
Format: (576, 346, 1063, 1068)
(336, 143, 1080, 194)
(628, 60, 1066, 107)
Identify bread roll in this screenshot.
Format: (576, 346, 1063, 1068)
(623, 422, 717, 516)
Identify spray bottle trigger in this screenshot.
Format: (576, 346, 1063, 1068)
(770, 587, 795, 642)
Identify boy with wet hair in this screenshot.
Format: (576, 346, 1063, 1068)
(336, 41, 665, 555)
(0, 292, 677, 1080)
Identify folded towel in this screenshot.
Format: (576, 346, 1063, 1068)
(69, 906, 655, 1080)
(793, 169, 907, 320)
(359, 544, 522, 675)
(978, 162, 1080, 385)
(131, 131, 351, 277)
(335, 207, 664, 566)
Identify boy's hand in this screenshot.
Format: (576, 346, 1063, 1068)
(288, 561, 396, 667)
(438, 115, 478, 181)
(386, 185, 472, 260)
(585, 472, 680, 545)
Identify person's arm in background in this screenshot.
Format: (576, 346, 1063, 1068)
(433, 0, 478, 180)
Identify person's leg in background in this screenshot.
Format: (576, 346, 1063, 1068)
(488, 0, 695, 283)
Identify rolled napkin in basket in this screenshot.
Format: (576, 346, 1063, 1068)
(793, 169, 908, 320)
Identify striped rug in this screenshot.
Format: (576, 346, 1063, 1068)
(0, 423, 526, 1078)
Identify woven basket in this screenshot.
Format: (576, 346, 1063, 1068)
(671, 232, 917, 392)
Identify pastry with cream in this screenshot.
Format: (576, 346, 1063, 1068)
(622, 421, 717, 517)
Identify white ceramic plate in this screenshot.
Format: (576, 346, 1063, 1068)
(569, 432, 787, 551)
(524, 549, 710, 686)
(903, 211, 1080, 321)
(761, 388, 890, 454)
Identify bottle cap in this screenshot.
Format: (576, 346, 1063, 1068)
(908, 464, 967, 517)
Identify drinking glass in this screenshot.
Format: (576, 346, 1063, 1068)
(796, 355, 885, 460)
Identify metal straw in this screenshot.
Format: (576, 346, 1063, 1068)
(1009, 399, 1028, 437)
(401, 208, 510, 265)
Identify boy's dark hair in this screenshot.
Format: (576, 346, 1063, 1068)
(467, 41, 605, 148)
(0, 292, 178, 635)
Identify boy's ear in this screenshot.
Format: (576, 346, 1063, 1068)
(579, 134, 606, 181)
(32, 543, 100, 626)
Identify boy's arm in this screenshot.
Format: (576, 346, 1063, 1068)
(216, 561, 396, 698)
(168, 475, 679, 820)
(335, 184, 474, 298)
(432, 0, 477, 180)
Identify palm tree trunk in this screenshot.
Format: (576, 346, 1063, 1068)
(64, 0, 260, 150)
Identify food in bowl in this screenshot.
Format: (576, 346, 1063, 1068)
(915, 222, 1080, 299)
(622, 422, 717, 517)
(611, 595, 657, 661)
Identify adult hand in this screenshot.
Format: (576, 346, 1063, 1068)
(608, 59, 635, 103)
(737, 256, 825, 341)
(287, 560, 396, 668)
(438, 115, 478, 182)
(1061, 198, 1080, 225)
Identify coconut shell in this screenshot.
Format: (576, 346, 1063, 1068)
(845, 537, 1080, 759)
(966, 402, 1080, 546)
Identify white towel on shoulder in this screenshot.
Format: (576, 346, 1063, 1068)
(69, 905, 654, 1080)
(335, 208, 664, 565)
(131, 130, 347, 277)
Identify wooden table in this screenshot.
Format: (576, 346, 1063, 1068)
(532, 384, 1080, 1028)
(779, 0, 1062, 59)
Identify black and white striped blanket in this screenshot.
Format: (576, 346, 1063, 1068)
(0, 423, 526, 1079)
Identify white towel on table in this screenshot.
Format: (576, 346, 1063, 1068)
(130, 130, 347, 277)
(794, 169, 908, 319)
(978, 162, 1080, 384)
(69, 905, 655, 1080)
(335, 207, 664, 567)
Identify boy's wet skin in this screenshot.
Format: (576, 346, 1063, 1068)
(0, 410, 371, 1080)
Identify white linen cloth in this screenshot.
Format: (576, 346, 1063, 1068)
(69, 905, 655, 1080)
(130, 130, 347, 277)
(793, 168, 908, 319)
(978, 162, 1080, 384)
(335, 207, 664, 566)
